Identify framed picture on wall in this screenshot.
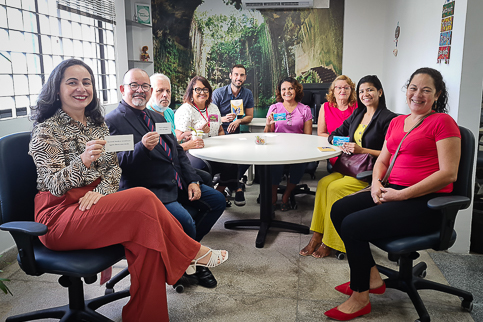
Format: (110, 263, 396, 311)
(136, 3, 152, 26)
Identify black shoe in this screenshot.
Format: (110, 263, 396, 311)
(195, 267, 217, 288)
(234, 189, 246, 206)
(226, 199, 232, 207)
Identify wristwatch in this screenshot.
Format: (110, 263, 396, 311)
(191, 181, 200, 186)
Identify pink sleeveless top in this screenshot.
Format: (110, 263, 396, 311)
(323, 101, 358, 134)
(323, 101, 357, 165)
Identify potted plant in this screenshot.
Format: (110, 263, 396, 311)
(0, 256, 12, 295)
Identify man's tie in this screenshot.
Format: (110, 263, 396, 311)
(141, 110, 182, 190)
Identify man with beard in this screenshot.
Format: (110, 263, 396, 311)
(105, 68, 226, 288)
(212, 64, 254, 206)
(212, 64, 254, 134)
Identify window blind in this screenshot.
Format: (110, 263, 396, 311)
(57, 0, 116, 24)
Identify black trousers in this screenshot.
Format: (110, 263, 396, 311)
(330, 184, 444, 292)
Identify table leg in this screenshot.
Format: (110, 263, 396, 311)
(224, 165, 309, 248)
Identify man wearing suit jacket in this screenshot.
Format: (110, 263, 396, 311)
(105, 68, 225, 288)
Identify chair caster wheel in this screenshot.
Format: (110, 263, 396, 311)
(173, 283, 185, 293)
(418, 269, 427, 278)
(461, 299, 473, 312)
(105, 288, 114, 295)
(336, 251, 345, 260)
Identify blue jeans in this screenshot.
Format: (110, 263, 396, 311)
(271, 163, 308, 185)
(165, 184, 225, 242)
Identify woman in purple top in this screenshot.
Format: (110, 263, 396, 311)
(264, 77, 313, 211)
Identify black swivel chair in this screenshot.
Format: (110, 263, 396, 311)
(357, 126, 474, 322)
(0, 132, 130, 322)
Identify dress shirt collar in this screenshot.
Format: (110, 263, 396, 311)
(120, 99, 146, 117)
(227, 84, 245, 99)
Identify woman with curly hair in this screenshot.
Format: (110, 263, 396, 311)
(264, 76, 313, 211)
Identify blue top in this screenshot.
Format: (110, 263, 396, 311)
(212, 84, 254, 134)
(146, 104, 176, 136)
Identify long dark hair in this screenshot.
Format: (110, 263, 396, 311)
(406, 67, 448, 113)
(275, 77, 304, 103)
(356, 75, 387, 110)
(183, 76, 213, 106)
(31, 59, 104, 126)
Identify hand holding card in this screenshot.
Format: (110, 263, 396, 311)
(105, 135, 134, 152)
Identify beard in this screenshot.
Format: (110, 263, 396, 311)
(231, 79, 243, 88)
(132, 95, 146, 107)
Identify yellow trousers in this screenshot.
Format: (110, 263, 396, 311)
(310, 172, 368, 253)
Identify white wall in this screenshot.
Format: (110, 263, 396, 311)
(344, 0, 483, 253)
(342, 0, 387, 84)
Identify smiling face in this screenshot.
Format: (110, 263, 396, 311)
(406, 73, 440, 115)
(281, 81, 296, 103)
(152, 77, 171, 107)
(358, 82, 382, 108)
(192, 80, 210, 107)
(59, 65, 93, 116)
(333, 80, 352, 103)
(230, 67, 247, 89)
(120, 69, 152, 110)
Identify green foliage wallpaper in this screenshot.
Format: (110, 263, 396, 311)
(151, 0, 344, 108)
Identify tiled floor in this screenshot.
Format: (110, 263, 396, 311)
(0, 163, 479, 321)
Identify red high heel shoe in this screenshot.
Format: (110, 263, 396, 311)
(324, 302, 371, 321)
(335, 281, 386, 296)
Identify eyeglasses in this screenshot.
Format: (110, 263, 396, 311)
(124, 83, 151, 91)
(193, 87, 210, 94)
(335, 86, 351, 91)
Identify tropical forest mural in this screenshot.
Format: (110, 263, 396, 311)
(151, 0, 344, 108)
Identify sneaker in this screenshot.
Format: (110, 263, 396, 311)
(234, 189, 246, 206)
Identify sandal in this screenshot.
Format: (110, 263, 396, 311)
(312, 243, 331, 258)
(300, 240, 322, 256)
(186, 248, 228, 275)
(280, 201, 291, 211)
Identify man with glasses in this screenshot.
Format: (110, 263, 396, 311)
(105, 68, 226, 289)
(212, 64, 255, 206)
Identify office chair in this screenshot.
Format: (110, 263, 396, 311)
(0, 132, 130, 322)
(357, 126, 474, 322)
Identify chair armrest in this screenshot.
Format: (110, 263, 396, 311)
(0, 221, 48, 276)
(0, 221, 48, 236)
(356, 170, 373, 181)
(427, 195, 471, 251)
(427, 195, 470, 210)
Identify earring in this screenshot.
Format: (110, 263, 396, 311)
(56, 95, 59, 101)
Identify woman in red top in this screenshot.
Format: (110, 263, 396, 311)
(317, 75, 358, 166)
(325, 67, 461, 321)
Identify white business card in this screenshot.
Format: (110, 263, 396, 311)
(105, 135, 134, 152)
(155, 122, 172, 135)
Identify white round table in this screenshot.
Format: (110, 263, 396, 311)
(190, 132, 341, 248)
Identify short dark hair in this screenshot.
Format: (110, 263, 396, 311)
(30, 58, 104, 126)
(275, 77, 304, 103)
(406, 67, 448, 113)
(183, 76, 213, 106)
(231, 64, 246, 74)
(355, 75, 387, 110)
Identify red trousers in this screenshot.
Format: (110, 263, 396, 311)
(34, 180, 200, 321)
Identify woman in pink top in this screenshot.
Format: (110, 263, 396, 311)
(264, 77, 313, 211)
(325, 68, 461, 321)
(318, 75, 358, 166)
